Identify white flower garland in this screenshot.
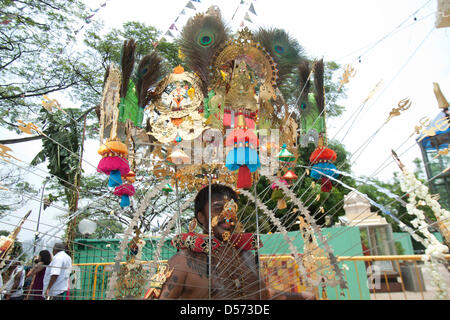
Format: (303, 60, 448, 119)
(399, 168, 449, 300)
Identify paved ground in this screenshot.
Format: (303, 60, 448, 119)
(369, 263, 450, 300)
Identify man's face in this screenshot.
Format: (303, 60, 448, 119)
(199, 196, 237, 241)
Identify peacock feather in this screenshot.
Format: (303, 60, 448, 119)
(298, 59, 326, 135)
(313, 59, 324, 114)
(255, 28, 305, 85)
(135, 51, 165, 108)
(297, 60, 312, 113)
(120, 38, 137, 98)
(179, 7, 229, 93)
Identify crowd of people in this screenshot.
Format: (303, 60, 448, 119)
(0, 242, 72, 300)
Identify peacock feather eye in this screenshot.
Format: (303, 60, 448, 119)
(274, 45, 284, 54)
(197, 31, 215, 47)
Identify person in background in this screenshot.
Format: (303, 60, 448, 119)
(3, 259, 25, 300)
(43, 243, 72, 300)
(23, 265, 32, 296)
(26, 250, 52, 300)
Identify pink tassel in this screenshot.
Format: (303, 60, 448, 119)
(97, 156, 130, 175)
(113, 184, 136, 196)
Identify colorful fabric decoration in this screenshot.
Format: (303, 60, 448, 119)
(277, 144, 295, 162)
(282, 169, 298, 181)
(113, 184, 136, 207)
(225, 114, 260, 189)
(97, 139, 130, 187)
(113, 171, 136, 207)
(309, 141, 338, 192)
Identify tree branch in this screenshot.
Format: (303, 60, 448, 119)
(0, 135, 44, 145)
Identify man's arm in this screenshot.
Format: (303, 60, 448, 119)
(159, 252, 188, 299)
(45, 275, 58, 297)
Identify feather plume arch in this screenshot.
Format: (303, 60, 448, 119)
(179, 6, 229, 94)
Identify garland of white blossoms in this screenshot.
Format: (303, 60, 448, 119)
(399, 167, 449, 300)
(106, 179, 168, 299)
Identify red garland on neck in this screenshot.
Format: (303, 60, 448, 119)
(171, 232, 263, 254)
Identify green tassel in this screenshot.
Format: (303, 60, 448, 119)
(271, 188, 284, 201)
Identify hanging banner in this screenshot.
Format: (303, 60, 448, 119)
(249, 3, 257, 15)
(185, 1, 196, 10)
(244, 12, 252, 23)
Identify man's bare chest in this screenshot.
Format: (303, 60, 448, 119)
(182, 249, 261, 299)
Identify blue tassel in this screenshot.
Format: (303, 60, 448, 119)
(108, 170, 122, 187)
(236, 147, 245, 164)
(225, 149, 240, 171)
(120, 195, 130, 207)
(247, 148, 260, 171)
(225, 147, 260, 172)
(310, 163, 338, 180)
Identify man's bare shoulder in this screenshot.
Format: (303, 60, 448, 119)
(167, 250, 204, 268)
(168, 249, 197, 262)
(168, 249, 209, 279)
